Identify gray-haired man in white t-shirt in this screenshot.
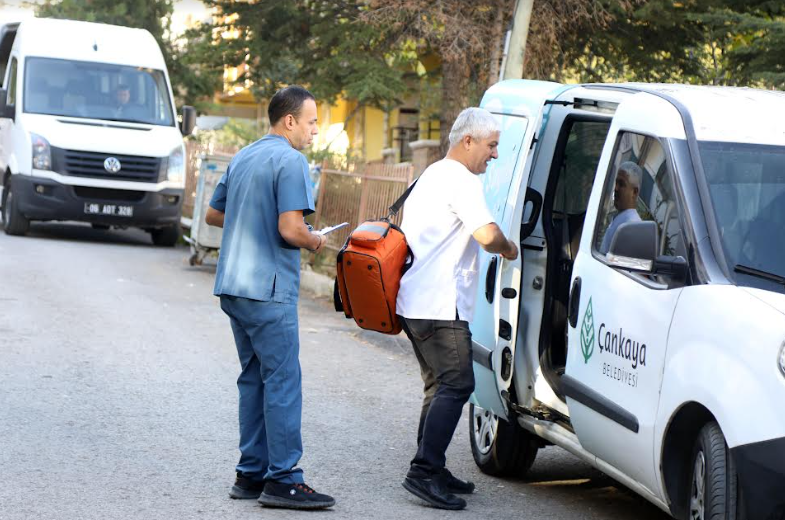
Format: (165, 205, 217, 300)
(395, 108, 518, 510)
(600, 161, 643, 254)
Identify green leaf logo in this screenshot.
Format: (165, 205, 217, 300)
(580, 297, 595, 364)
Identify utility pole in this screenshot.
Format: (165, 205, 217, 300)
(501, 0, 534, 80)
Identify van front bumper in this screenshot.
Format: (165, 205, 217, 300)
(11, 175, 182, 228)
(733, 436, 785, 519)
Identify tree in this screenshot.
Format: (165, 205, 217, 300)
(560, 0, 785, 88)
(198, 0, 410, 121)
(364, 0, 615, 153)
(713, 1, 785, 88)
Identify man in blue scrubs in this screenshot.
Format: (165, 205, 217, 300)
(205, 86, 334, 510)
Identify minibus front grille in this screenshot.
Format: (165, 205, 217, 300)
(52, 147, 161, 182)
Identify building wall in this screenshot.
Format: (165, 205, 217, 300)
(364, 106, 386, 162)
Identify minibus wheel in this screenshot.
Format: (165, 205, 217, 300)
(2, 182, 30, 236)
(688, 421, 740, 520)
(150, 224, 180, 247)
(469, 403, 538, 477)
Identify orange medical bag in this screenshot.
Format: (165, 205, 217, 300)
(333, 181, 417, 335)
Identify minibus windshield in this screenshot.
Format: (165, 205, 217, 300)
(701, 141, 785, 285)
(23, 57, 175, 126)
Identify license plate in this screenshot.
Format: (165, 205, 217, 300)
(84, 203, 134, 217)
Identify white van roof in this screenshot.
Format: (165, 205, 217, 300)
(628, 83, 785, 146)
(486, 80, 785, 147)
(12, 18, 166, 70)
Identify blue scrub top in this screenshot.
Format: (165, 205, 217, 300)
(209, 134, 314, 303)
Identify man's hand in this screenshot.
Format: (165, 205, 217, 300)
(474, 223, 517, 260)
(311, 233, 326, 254)
(279, 210, 323, 251)
(501, 239, 518, 261)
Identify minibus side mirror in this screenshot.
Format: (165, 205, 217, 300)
(609, 220, 658, 262)
(0, 89, 14, 120)
(180, 105, 196, 137)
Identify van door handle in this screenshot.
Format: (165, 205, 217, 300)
(485, 256, 498, 304)
(520, 187, 543, 240)
(568, 277, 582, 328)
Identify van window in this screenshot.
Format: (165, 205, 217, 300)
(553, 120, 611, 214)
(701, 141, 785, 283)
(594, 132, 686, 259)
(7, 57, 16, 105)
(551, 119, 611, 258)
(23, 57, 174, 126)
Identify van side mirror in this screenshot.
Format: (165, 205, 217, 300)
(609, 220, 657, 262)
(0, 88, 14, 120)
(180, 105, 196, 137)
(653, 255, 688, 281)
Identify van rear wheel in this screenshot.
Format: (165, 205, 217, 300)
(469, 403, 539, 477)
(2, 183, 30, 236)
(688, 421, 742, 520)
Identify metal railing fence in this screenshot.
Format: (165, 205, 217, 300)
(313, 161, 415, 253)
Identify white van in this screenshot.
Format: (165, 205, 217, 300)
(469, 80, 785, 520)
(0, 18, 195, 245)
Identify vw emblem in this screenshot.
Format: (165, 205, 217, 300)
(104, 157, 121, 173)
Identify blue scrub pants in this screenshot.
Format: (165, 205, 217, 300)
(220, 295, 304, 484)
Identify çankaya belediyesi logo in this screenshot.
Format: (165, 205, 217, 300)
(580, 297, 595, 363)
(580, 297, 647, 369)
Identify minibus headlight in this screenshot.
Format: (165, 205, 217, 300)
(779, 343, 785, 379)
(31, 133, 52, 170)
(165, 145, 185, 184)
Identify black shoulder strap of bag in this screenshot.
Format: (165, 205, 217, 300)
(387, 178, 418, 219)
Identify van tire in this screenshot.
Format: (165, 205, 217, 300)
(688, 421, 742, 520)
(469, 403, 539, 477)
(2, 182, 30, 236)
(150, 224, 180, 247)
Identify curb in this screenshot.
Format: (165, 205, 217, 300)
(300, 268, 334, 299)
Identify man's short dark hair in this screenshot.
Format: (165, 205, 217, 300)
(267, 86, 315, 126)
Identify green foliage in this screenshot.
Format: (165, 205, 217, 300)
(189, 117, 266, 150)
(201, 0, 411, 110)
(562, 0, 785, 89)
(35, 0, 173, 36)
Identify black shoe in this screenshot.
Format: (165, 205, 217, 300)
(402, 475, 467, 510)
(441, 468, 475, 494)
(229, 472, 266, 499)
(258, 481, 335, 510)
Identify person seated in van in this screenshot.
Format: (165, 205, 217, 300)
(395, 107, 518, 511)
(114, 84, 131, 117)
(599, 161, 643, 254)
(112, 84, 141, 120)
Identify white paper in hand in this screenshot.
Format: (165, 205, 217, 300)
(316, 222, 349, 236)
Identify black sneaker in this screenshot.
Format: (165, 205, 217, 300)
(229, 472, 266, 499)
(402, 475, 467, 510)
(441, 468, 475, 494)
(258, 481, 335, 510)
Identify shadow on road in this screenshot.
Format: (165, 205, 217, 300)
(20, 222, 165, 247)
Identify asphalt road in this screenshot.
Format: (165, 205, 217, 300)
(0, 222, 672, 520)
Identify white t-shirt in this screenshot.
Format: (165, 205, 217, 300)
(396, 158, 495, 322)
